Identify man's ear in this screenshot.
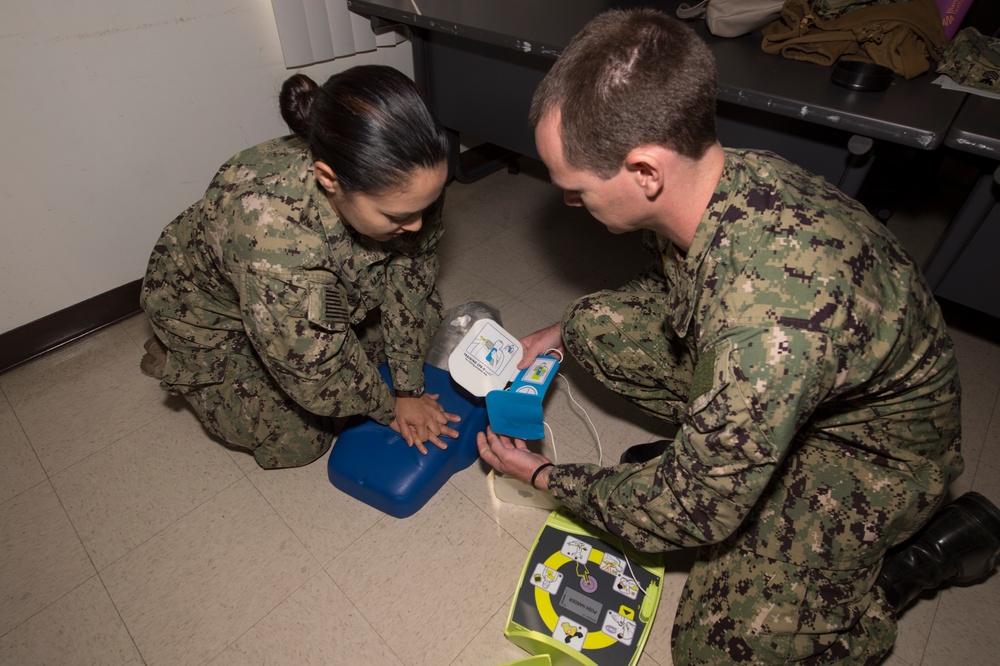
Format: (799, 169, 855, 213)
(313, 161, 338, 192)
(624, 146, 667, 200)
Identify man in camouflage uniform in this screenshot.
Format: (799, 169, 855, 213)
(142, 135, 449, 468)
(477, 10, 967, 664)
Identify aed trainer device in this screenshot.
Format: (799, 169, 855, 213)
(448, 319, 558, 440)
(487, 354, 560, 440)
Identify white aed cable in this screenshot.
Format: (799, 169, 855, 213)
(541, 347, 646, 593)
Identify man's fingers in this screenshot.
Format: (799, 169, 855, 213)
(477, 431, 500, 466)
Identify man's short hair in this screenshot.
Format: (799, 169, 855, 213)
(530, 9, 718, 178)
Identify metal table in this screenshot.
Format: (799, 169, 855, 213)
(348, 0, 967, 192)
(923, 95, 1000, 318)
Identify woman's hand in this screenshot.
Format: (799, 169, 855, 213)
(390, 393, 461, 454)
(517, 322, 565, 370)
(477, 426, 553, 490)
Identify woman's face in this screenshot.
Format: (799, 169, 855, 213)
(322, 162, 448, 242)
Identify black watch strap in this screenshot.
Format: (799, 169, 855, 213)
(394, 386, 425, 398)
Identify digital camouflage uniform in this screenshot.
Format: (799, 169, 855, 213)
(141, 136, 444, 469)
(547, 150, 963, 664)
(937, 27, 1000, 93)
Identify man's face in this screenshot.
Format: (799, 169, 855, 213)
(534, 109, 644, 234)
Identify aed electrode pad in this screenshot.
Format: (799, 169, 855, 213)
(449, 320, 558, 440)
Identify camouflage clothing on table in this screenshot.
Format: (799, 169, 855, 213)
(937, 27, 1000, 93)
(809, 0, 905, 21)
(547, 150, 963, 663)
(141, 136, 444, 469)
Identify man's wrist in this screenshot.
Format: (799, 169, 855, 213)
(394, 386, 425, 398)
(530, 462, 555, 489)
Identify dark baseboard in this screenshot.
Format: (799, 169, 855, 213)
(0, 279, 143, 375)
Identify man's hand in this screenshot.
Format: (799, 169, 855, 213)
(390, 393, 461, 454)
(477, 426, 553, 490)
(517, 322, 565, 370)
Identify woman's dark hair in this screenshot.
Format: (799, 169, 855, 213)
(279, 65, 450, 195)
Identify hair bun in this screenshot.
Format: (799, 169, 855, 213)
(279, 73, 318, 138)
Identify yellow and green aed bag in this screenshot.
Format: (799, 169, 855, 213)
(505, 510, 664, 666)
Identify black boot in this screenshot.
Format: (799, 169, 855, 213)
(619, 440, 670, 465)
(876, 491, 1000, 614)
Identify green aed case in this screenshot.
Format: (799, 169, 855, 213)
(505, 510, 665, 666)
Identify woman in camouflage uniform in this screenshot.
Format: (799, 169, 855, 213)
(140, 66, 459, 469)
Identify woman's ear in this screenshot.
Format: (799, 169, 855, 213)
(313, 161, 339, 192)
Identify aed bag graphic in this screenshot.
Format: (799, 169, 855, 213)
(448, 319, 558, 440)
(505, 510, 664, 666)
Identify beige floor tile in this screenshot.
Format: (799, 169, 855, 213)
(0, 324, 136, 402)
(209, 570, 402, 666)
(515, 264, 596, 324)
(638, 648, 666, 665)
(979, 391, 1000, 471)
(880, 652, 914, 666)
(453, 225, 571, 300)
(327, 483, 527, 666)
(449, 455, 555, 551)
(449, 597, 536, 666)
(437, 264, 517, 315)
(542, 359, 666, 463)
(248, 448, 386, 567)
(442, 175, 487, 212)
(439, 205, 511, 266)
(464, 165, 558, 231)
(948, 327, 1000, 464)
(6, 342, 171, 476)
(0, 390, 46, 504)
(101, 478, 319, 666)
(517, 243, 648, 323)
(496, 298, 562, 343)
(0, 575, 143, 665)
(0, 481, 95, 636)
(891, 589, 940, 666)
(118, 312, 155, 348)
(971, 460, 1000, 503)
(51, 408, 245, 570)
(920, 571, 1000, 665)
(501, 193, 591, 246)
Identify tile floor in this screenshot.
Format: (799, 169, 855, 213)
(1, 157, 998, 666)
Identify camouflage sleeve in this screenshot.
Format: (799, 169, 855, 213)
(381, 192, 446, 392)
(548, 326, 837, 553)
(237, 266, 397, 425)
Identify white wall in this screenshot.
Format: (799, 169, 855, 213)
(0, 0, 413, 333)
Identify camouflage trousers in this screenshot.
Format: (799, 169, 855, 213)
(669, 539, 896, 665)
(562, 289, 897, 665)
(153, 311, 385, 470)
